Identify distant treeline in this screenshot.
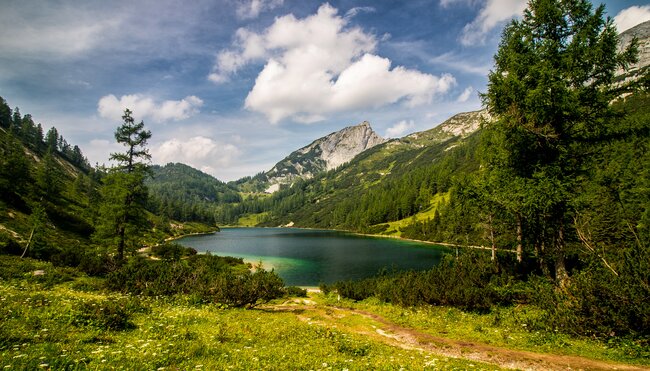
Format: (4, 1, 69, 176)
(0, 96, 91, 171)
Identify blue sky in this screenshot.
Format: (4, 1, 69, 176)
(1, 0, 649, 181)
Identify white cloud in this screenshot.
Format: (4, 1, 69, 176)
(385, 120, 415, 138)
(152, 136, 241, 175)
(212, 4, 455, 123)
(344, 6, 376, 19)
(97, 94, 203, 123)
(209, 28, 269, 83)
(236, 0, 284, 20)
(614, 5, 650, 33)
(460, 0, 527, 46)
(457, 86, 474, 102)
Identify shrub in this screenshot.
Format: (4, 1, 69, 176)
(105, 254, 285, 308)
(72, 297, 145, 331)
(529, 258, 650, 338)
(333, 251, 516, 311)
(285, 286, 308, 297)
(0, 232, 22, 255)
(150, 242, 197, 261)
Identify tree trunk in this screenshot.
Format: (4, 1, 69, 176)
(516, 213, 523, 263)
(535, 240, 552, 279)
(20, 227, 36, 259)
(554, 226, 569, 288)
(488, 213, 496, 261)
(117, 225, 125, 262)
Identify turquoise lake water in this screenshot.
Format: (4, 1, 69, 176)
(176, 227, 451, 286)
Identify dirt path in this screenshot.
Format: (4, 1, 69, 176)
(344, 308, 646, 371)
(265, 301, 647, 371)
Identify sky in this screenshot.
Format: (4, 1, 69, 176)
(1, 0, 649, 181)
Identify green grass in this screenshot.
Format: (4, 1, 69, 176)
(322, 295, 649, 366)
(374, 192, 450, 237)
(236, 212, 269, 227)
(2, 256, 647, 370)
(0, 256, 499, 370)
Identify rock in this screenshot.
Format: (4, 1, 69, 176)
(616, 20, 650, 84)
(262, 121, 386, 192)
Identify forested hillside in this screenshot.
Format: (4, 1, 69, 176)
(0, 96, 100, 261)
(0, 97, 215, 264)
(146, 163, 241, 223)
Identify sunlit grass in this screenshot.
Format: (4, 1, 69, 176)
(374, 192, 450, 237)
(0, 265, 499, 370)
(320, 295, 650, 366)
(236, 212, 270, 227)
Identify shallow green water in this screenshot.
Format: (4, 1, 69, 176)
(177, 227, 451, 286)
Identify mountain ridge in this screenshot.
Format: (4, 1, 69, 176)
(250, 121, 386, 193)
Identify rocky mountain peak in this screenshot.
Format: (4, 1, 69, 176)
(261, 121, 386, 192)
(404, 109, 491, 147)
(616, 20, 650, 83)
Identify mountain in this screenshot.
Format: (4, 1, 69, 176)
(240, 121, 386, 193)
(402, 109, 490, 147)
(616, 20, 650, 84)
(146, 163, 241, 223)
(221, 108, 490, 229)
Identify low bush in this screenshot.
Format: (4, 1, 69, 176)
(333, 251, 518, 311)
(285, 286, 308, 297)
(0, 232, 22, 255)
(0, 255, 80, 286)
(150, 242, 197, 261)
(72, 297, 146, 331)
(529, 258, 650, 338)
(106, 255, 285, 308)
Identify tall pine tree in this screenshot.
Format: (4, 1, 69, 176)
(481, 0, 638, 286)
(94, 109, 152, 261)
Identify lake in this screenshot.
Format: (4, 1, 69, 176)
(176, 227, 451, 287)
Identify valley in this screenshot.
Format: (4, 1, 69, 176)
(1, 4, 649, 370)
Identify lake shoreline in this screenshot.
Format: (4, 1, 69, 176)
(222, 224, 493, 251)
(176, 226, 455, 286)
(165, 230, 219, 242)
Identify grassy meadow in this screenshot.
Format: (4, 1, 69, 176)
(2, 255, 648, 370)
(0, 256, 500, 370)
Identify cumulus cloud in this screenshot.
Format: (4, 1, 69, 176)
(459, 0, 527, 46)
(385, 120, 415, 138)
(97, 94, 203, 123)
(152, 136, 241, 175)
(236, 0, 284, 20)
(614, 5, 650, 33)
(211, 4, 455, 123)
(457, 86, 474, 102)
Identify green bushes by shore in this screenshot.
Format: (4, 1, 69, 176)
(328, 251, 649, 340)
(106, 254, 285, 308)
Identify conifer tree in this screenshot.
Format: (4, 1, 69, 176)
(35, 150, 62, 200)
(481, 0, 638, 286)
(94, 109, 152, 261)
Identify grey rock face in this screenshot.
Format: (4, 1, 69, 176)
(616, 20, 650, 81)
(264, 121, 385, 192)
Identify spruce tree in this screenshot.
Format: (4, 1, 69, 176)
(94, 109, 152, 261)
(481, 0, 638, 286)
